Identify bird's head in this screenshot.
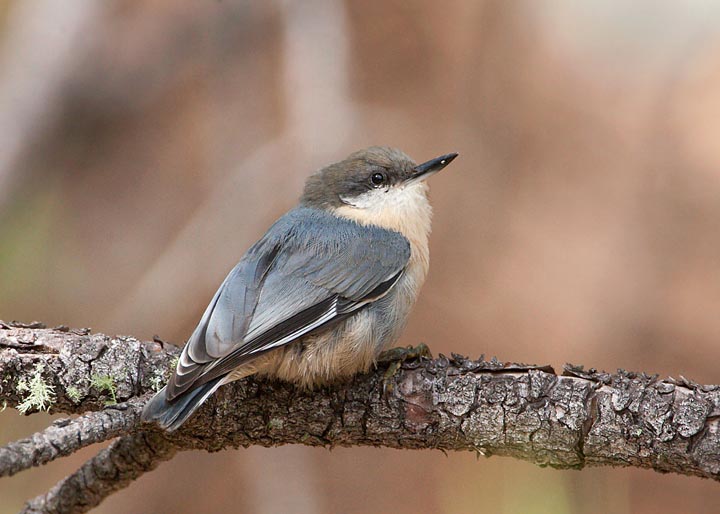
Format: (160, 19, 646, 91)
(300, 146, 457, 214)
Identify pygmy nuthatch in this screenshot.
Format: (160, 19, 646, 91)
(142, 146, 458, 430)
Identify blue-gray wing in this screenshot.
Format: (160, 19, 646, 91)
(165, 207, 410, 401)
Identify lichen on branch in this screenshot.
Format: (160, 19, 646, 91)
(16, 362, 56, 414)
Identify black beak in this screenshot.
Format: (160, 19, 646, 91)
(408, 152, 459, 183)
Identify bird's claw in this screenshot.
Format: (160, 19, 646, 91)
(377, 344, 433, 398)
(378, 343, 433, 364)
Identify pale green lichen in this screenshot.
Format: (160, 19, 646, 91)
(16, 363, 56, 414)
(150, 369, 166, 392)
(66, 386, 82, 404)
(146, 357, 177, 393)
(267, 418, 284, 430)
(91, 374, 117, 405)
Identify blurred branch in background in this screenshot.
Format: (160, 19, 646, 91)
(102, 0, 360, 340)
(2, 322, 720, 514)
(0, 0, 103, 207)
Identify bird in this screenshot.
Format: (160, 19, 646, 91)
(141, 146, 458, 431)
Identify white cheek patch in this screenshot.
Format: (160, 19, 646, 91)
(340, 189, 387, 209)
(340, 184, 425, 212)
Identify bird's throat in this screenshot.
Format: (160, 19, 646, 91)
(332, 183, 432, 276)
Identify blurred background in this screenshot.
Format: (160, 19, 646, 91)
(2, 0, 720, 512)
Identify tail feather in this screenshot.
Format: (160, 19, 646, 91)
(141, 377, 224, 432)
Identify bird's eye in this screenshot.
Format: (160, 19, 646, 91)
(370, 172, 386, 186)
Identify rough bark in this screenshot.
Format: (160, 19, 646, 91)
(20, 431, 176, 514)
(0, 399, 145, 478)
(1, 321, 720, 513)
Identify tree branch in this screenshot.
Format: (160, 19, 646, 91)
(0, 398, 145, 477)
(2, 321, 720, 513)
(20, 431, 176, 514)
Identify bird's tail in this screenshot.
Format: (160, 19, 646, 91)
(141, 377, 224, 432)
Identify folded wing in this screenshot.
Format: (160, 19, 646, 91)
(165, 207, 410, 402)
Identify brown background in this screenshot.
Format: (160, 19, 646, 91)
(2, 1, 720, 512)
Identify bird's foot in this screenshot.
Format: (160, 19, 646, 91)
(377, 343, 433, 365)
(377, 344, 433, 397)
